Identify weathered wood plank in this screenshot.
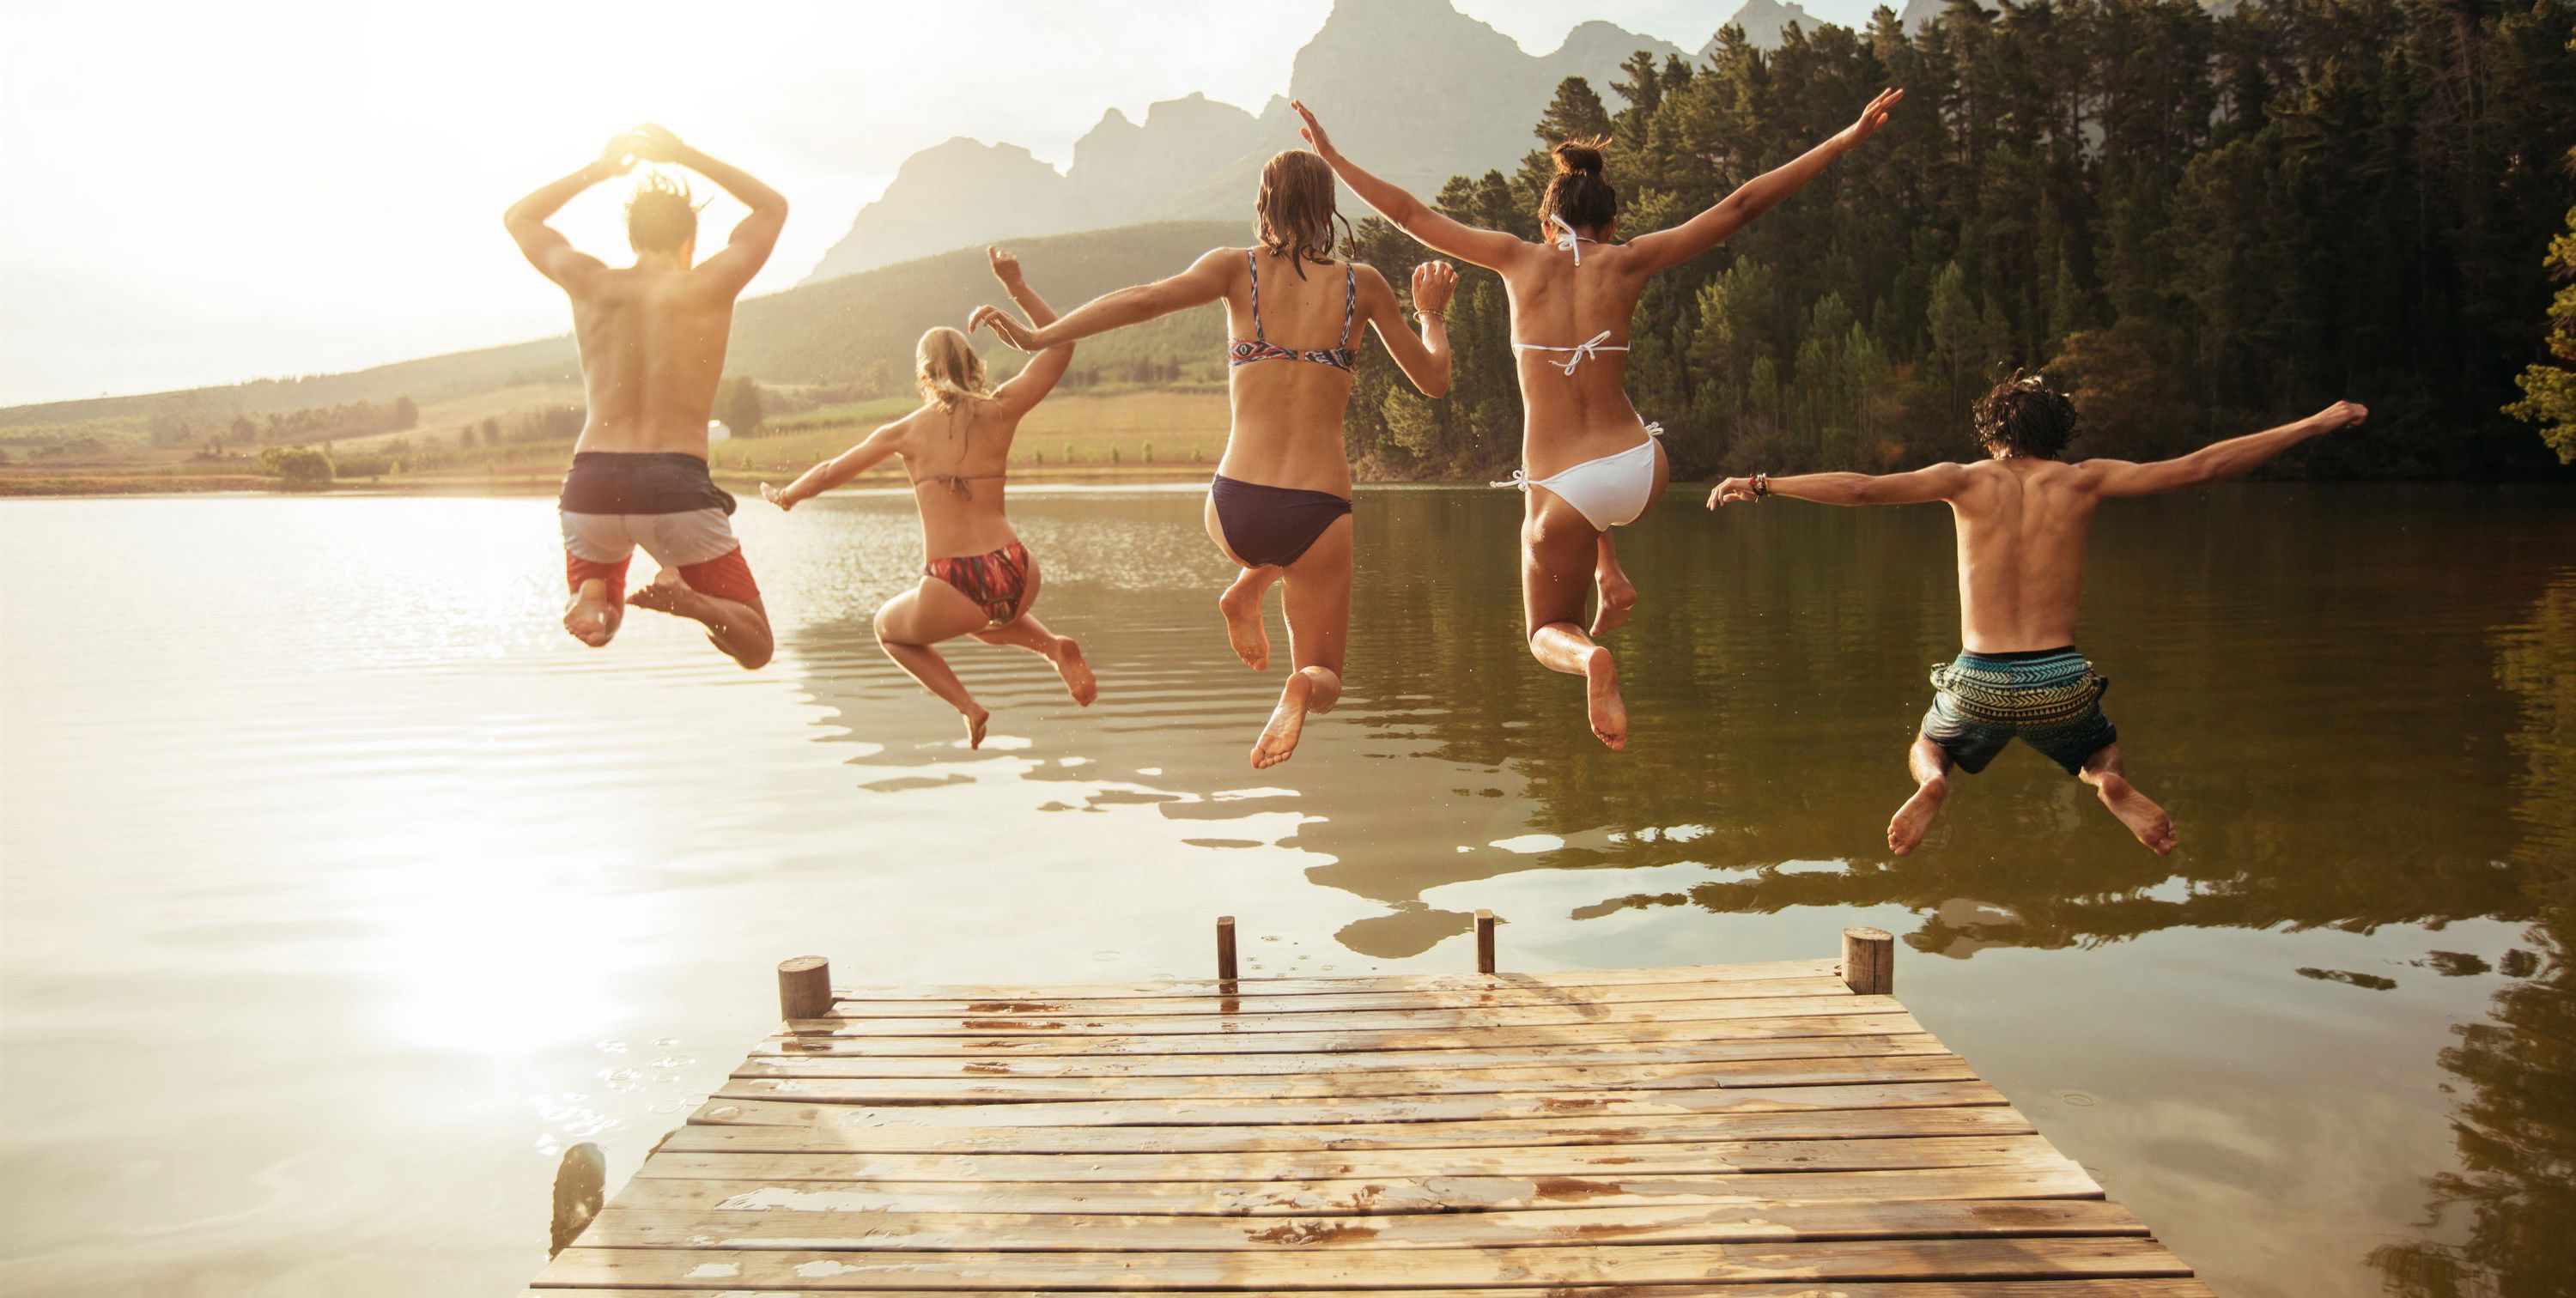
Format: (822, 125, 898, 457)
(816, 975, 1858, 1019)
(690, 1080, 2009, 1131)
(529, 1283, 2220, 1297)
(632, 1133, 2069, 1184)
(794, 994, 1897, 1040)
(738, 1032, 1948, 1077)
(730, 1048, 1972, 1100)
(823, 960, 1841, 1003)
(660, 1104, 2033, 1155)
(535, 1236, 2196, 1288)
(577, 1198, 2147, 1252)
(611, 1162, 2106, 1217)
(763, 1012, 1928, 1058)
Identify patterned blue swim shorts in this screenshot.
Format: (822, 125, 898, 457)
(1920, 646, 2117, 776)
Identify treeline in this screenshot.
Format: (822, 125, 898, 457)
(216, 396, 419, 450)
(1345, 0, 2576, 480)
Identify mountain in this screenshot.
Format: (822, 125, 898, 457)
(801, 0, 1681, 285)
(2, 222, 1242, 440)
(1704, 0, 1824, 51)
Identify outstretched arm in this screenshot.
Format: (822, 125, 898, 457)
(762, 422, 905, 512)
(2084, 402, 2368, 497)
(1628, 88, 1903, 277)
(987, 247, 1075, 415)
(629, 124, 788, 294)
(1361, 262, 1456, 398)
(971, 247, 1233, 352)
(504, 135, 634, 290)
(1709, 461, 1969, 509)
(1293, 100, 1525, 271)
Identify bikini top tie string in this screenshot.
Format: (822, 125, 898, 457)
(1542, 330, 1619, 376)
(1546, 213, 1584, 265)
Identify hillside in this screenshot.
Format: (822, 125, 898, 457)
(1, 221, 1242, 448)
(801, 0, 1684, 284)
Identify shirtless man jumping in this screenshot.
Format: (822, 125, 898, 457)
(505, 124, 786, 669)
(1710, 371, 2369, 857)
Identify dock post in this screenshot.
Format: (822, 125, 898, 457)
(1474, 910, 1498, 974)
(1841, 927, 1893, 996)
(778, 955, 832, 1022)
(1215, 916, 1238, 982)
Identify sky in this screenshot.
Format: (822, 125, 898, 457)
(0, 0, 1887, 407)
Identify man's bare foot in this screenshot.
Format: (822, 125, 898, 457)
(963, 704, 991, 750)
(628, 568, 700, 618)
(1251, 670, 1315, 769)
(1218, 584, 1270, 671)
(1590, 569, 1638, 638)
(1053, 636, 1097, 707)
(1584, 646, 1627, 750)
(1887, 776, 1948, 856)
(2096, 775, 2178, 854)
(563, 580, 617, 647)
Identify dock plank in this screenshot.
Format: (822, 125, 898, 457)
(611, 1163, 2109, 1216)
(790, 994, 1900, 1040)
(758, 1011, 1929, 1058)
(823, 961, 1841, 1001)
(660, 1104, 2034, 1155)
(737, 1032, 1950, 1077)
(816, 975, 1861, 1018)
(531, 1284, 2220, 1297)
(577, 1198, 2147, 1251)
(536, 1236, 2196, 1288)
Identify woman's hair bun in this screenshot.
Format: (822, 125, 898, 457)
(1552, 137, 1607, 176)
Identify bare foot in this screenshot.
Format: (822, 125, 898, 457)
(628, 568, 698, 618)
(2096, 775, 2178, 854)
(1584, 646, 1627, 750)
(1251, 670, 1315, 769)
(963, 704, 991, 750)
(1218, 583, 1270, 671)
(1887, 776, 1948, 856)
(563, 580, 617, 647)
(1053, 636, 1097, 707)
(1590, 568, 1638, 638)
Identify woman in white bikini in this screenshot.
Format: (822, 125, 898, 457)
(762, 247, 1097, 749)
(969, 150, 1456, 769)
(1298, 89, 1902, 749)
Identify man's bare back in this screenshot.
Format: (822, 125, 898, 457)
(1712, 374, 2367, 857)
(504, 124, 787, 669)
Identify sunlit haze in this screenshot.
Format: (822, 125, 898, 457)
(0, 0, 1886, 406)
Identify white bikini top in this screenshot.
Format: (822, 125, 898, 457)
(1515, 214, 1629, 375)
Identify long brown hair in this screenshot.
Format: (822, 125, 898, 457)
(914, 326, 990, 411)
(1539, 136, 1618, 237)
(1255, 150, 1351, 280)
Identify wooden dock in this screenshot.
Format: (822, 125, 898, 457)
(530, 922, 2212, 1295)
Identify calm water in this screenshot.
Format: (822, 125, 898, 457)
(1, 484, 2569, 1297)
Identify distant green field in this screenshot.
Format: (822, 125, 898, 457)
(720, 389, 1231, 478)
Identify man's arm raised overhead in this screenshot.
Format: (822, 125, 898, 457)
(628, 124, 788, 297)
(1708, 461, 1972, 510)
(504, 133, 635, 292)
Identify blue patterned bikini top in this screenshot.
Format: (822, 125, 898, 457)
(1228, 250, 1356, 372)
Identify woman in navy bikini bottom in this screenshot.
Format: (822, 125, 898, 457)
(971, 150, 1455, 768)
(764, 249, 1099, 749)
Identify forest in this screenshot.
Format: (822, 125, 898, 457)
(1341, 0, 2576, 480)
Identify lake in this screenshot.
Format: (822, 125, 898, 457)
(1, 483, 2568, 1297)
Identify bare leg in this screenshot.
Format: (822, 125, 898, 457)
(2079, 744, 2178, 854)
(1589, 531, 1637, 638)
(873, 581, 1000, 748)
(1218, 566, 1281, 671)
(1523, 493, 1625, 749)
(1887, 736, 1952, 856)
(975, 613, 1097, 707)
(629, 571, 774, 670)
(1253, 517, 1352, 769)
(562, 579, 622, 648)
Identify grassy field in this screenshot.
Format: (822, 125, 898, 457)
(0, 389, 1237, 495)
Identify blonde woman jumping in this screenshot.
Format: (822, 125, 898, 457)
(765, 248, 1097, 748)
